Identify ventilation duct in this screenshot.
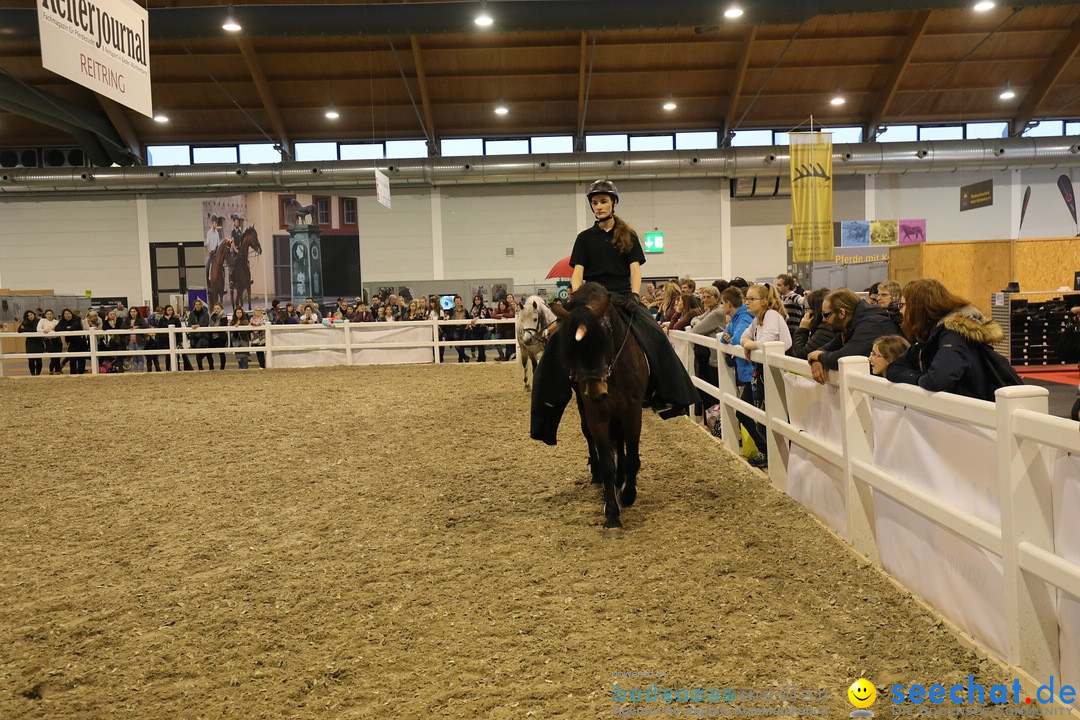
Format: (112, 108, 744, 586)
(0, 137, 1076, 196)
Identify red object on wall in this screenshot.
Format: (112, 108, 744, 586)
(546, 256, 574, 279)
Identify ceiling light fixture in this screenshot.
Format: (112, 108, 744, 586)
(153, 112, 169, 123)
(663, 98, 677, 111)
(325, 104, 340, 120)
(830, 94, 846, 106)
(494, 98, 508, 116)
(973, 1, 995, 11)
(222, 4, 241, 32)
(999, 81, 1015, 100)
(724, 4, 744, 18)
(475, 0, 493, 27)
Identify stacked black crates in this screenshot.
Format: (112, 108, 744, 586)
(995, 292, 1080, 366)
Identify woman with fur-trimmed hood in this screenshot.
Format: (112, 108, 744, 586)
(886, 278, 1015, 401)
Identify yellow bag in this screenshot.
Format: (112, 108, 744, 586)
(741, 425, 758, 457)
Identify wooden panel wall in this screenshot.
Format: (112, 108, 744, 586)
(889, 241, 1012, 315)
(1013, 238, 1080, 293)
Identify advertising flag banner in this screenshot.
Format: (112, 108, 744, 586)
(375, 169, 391, 209)
(38, 0, 152, 117)
(789, 132, 833, 262)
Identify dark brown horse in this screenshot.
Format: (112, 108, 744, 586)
(230, 227, 263, 310)
(208, 241, 228, 310)
(551, 282, 649, 529)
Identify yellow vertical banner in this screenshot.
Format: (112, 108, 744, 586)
(789, 132, 834, 262)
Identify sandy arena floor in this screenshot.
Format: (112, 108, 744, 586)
(0, 363, 1013, 719)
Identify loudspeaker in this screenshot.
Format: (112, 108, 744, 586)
(42, 148, 86, 167)
(0, 148, 40, 168)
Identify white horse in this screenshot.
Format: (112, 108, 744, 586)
(516, 295, 556, 390)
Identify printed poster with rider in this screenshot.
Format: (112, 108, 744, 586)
(202, 195, 265, 313)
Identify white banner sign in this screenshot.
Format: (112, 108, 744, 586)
(375, 169, 391, 209)
(38, 0, 152, 117)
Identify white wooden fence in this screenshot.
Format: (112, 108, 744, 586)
(670, 328, 1080, 712)
(0, 318, 519, 375)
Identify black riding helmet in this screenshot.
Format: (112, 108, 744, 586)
(586, 179, 619, 203)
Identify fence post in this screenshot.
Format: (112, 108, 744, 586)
(838, 355, 876, 559)
(716, 342, 742, 456)
(432, 318, 441, 364)
(996, 385, 1057, 677)
(344, 321, 354, 366)
(760, 341, 788, 493)
(264, 325, 274, 369)
(167, 328, 177, 372)
(89, 328, 100, 374)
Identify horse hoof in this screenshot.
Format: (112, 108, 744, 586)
(603, 525, 624, 539)
(620, 485, 637, 508)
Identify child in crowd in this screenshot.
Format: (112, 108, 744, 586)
(869, 335, 909, 377)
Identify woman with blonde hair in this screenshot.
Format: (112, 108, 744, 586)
(739, 283, 791, 354)
(737, 283, 791, 469)
(657, 281, 681, 324)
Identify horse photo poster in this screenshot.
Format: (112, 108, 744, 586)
(201, 195, 265, 313)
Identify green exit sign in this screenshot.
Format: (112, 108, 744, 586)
(643, 231, 665, 254)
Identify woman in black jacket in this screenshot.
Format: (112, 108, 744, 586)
(787, 288, 836, 360)
(100, 309, 124, 372)
(55, 308, 84, 375)
(17, 310, 44, 376)
(156, 305, 188, 371)
(886, 278, 1020, 401)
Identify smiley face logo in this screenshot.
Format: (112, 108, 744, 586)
(848, 678, 877, 709)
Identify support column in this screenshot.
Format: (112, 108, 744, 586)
(431, 187, 444, 280)
(136, 195, 152, 306)
(719, 179, 732, 278)
(864, 174, 876, 222)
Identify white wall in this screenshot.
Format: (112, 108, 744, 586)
(1018, 167, 1079, 240)
(874, 170, 1016, 242)
(0, 198, 142, 301)
(439, 184, 577, 285)
(354, 188, 434, 282)
(1, 168, 1077, 301)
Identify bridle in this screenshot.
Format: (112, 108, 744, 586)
(570, 310, 634, 385)
(519, 305, 549, 347)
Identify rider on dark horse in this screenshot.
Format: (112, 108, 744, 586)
(228, 213, 244, 288)
(530, 179, 699, 445)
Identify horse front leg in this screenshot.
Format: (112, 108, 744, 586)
(592, 427, 620, 529)
(575, 393, 602, 485)
(620, 409, 642, 509)
(521, 344, 530, 389)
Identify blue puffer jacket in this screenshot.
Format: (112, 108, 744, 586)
(720, 305, 754, 383)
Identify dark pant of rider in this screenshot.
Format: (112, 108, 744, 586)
(530, 293, 698, 445)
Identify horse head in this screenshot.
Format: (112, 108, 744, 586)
(555, 283, 616, 400)
(243, 227, 262, 255)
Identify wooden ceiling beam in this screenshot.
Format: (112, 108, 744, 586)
(867, 10, 932, 139)
(235, 36, 290, 154)
(576, 32, 590, 150)
(96, 96, 143, 162)
(410, 36, 438, 150)
(1009, 16, 1080, 136)
(723, 26, 757, 141)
